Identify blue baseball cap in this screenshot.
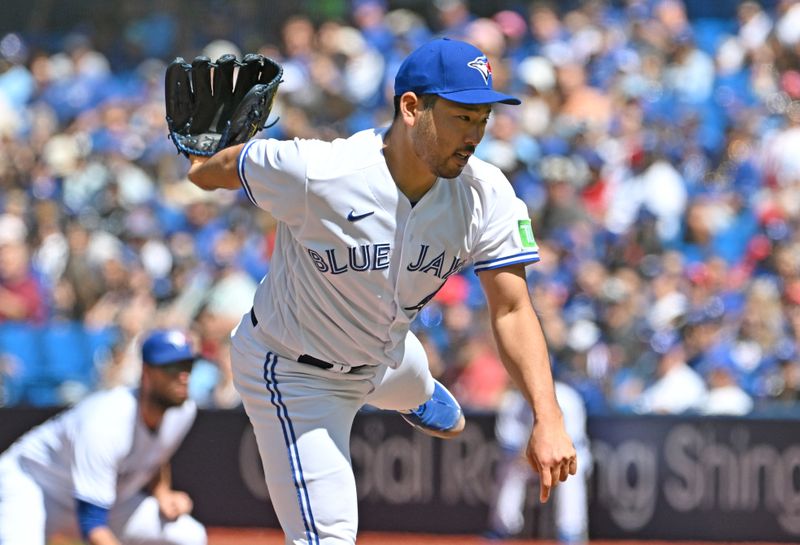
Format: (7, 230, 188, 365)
(141, 330, 196, 366)
(394, 38, 521, 105)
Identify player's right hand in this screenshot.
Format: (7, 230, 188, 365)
(525, 420, 577, 503)
(155, 489, 194, 520)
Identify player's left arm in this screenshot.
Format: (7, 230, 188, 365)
(187, 145, 245, 191)
(479, 263, 577, 503)
(148, 462, 193, 520)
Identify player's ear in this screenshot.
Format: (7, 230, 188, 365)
(398, 92, 421, 126)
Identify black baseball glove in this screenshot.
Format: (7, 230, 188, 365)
(165, 53, 283, 157)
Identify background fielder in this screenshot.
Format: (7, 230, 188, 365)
(0, 329, 206, 545)
(488, 381, 591, 543)
(184, 37, 576, 545)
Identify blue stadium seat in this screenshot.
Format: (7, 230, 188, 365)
(691, 18, 736, 55)
(0, 322, 44, 382)
(23, 379, 63, 407)
(86, 326, 119, 357)
(0, 322, 44, 406)
(40, 321, 92, 386)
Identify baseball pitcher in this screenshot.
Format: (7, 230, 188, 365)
(170, 38, 577, 545)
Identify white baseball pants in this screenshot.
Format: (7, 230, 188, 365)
(230, 316, 434, 545)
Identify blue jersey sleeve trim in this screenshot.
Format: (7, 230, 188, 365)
(473, 253, 540, 273)
(238, 140, 259, 206)
(475, 250, 539, 267)
(76, 499, 110, 540)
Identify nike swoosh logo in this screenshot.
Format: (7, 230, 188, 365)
(347, 210, 374, 222)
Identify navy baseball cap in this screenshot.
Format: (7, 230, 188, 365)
(141, 330, 196, 366)
(394, 38, 520, 105)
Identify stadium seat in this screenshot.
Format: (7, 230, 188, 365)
(23, 379, 63, 407)
(0, 322, 44, 406)
(0, 322, 44, 382)
(40, 321, 93, 386)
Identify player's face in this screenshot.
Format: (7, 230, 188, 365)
(145, 359, 194, 408)
(412, 98, 491, 179)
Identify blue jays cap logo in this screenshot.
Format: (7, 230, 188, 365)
(467, 55, 492, 85)
(165, 330, 189, 349)
(394, 38, 520, 105)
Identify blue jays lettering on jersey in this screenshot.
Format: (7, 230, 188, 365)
(237, 128, 539, 367)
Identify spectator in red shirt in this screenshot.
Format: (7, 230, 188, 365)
(0, 214, 46, 324)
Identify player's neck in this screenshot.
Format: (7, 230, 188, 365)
(139, 396, 166, 432)
(383, 124, 437, 202)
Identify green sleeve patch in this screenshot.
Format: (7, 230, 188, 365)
(518, 219, 538, 249)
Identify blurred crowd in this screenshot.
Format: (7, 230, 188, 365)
(1, 0, 799, 417)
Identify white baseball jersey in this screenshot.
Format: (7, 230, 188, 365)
(237, 128, 539, 367)
(5, 386, 196, 508)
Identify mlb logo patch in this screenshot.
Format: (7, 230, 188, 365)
(467, 55, 492, 85)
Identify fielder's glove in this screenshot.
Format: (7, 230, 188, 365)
(165, 53, 283, 157)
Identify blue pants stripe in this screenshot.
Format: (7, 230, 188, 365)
(263, 352, 320, 544)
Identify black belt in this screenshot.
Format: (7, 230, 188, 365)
(250, 307, 366, 373)
(297, 354, 367, 372)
